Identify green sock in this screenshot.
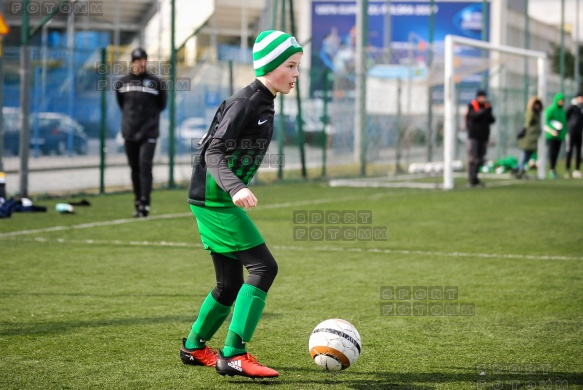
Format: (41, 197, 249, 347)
(185, 292, 231, 350)
(223, 331, 247, 357)
(223, 284, 267, 358)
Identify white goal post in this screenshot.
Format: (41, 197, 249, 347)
(443, 35, 548, 190)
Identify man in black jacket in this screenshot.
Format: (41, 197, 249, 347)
(565, 91, 583, 178)
(466, 89, 496, 187)
(115, 48, 167, 217)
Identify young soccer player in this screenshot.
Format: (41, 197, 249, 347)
(179, 30, 303, 379)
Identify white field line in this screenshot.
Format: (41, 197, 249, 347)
(4, 237, 582, 261)
(330, 178, 528, 189)
(0, 191, 418, 239)
(274, 245, 583, 261)
(0, 212, 191, 238)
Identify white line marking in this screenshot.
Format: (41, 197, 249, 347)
(0, 212, 191, 238)
(0, 192, 418, 239)
(257, 194, 363, 209)
(273, 245, 583, 261)
(23, 237, 202, 248)
(330, 178, 529, 190)
(5, 237, 582, 261)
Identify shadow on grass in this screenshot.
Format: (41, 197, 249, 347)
(0, 315, 193, 336)
(0, 312, 282, 336)
(226, 377, 434, 389)
(224, 369, 583, 388)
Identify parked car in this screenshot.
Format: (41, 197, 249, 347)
(2, 109, 89, 156)
(2, 107, 21, 156)
(175, 117, 206, 154)
(30, 113, 88, 155)
(178, 117, 207, 142)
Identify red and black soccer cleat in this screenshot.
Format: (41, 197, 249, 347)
(180, 338, 218, 367)
(216, 350, 279, 378)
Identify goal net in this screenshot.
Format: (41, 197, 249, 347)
(327, 35, 550, 190)
(443, 35, 548, 189)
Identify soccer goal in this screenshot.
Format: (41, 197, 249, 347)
(443, 35, 548, 190)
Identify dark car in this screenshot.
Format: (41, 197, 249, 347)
(2, 110, 89, 156)
(2, 107, 21, 156)
(31, 113, 88, 155)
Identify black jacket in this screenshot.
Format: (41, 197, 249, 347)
(466, 100, 496, 142)
(566, 103, 583, 135)
(188, 79, 276, 207)
(115, 72, 167, 142)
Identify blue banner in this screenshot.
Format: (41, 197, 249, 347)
(311, 1, 489, 93)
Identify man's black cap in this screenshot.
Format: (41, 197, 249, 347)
(131, 48, 148, 62)
(476, 89, 487, 97)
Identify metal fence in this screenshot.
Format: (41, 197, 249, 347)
(1, 42, 578, 196)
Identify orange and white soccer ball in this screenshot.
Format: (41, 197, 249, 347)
(308, 319, 362, 371)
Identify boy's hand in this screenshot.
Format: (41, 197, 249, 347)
(232, 188, 257, 208)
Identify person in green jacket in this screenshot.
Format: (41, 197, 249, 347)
(544, 93, 567, 178)
(517, 96, 543, 178)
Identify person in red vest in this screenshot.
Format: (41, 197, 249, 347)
(466, 89, 496, 187)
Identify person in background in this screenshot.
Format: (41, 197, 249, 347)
(565, 92, 583, 178)
(466, 89, 496, 187)
(543, 93, 567, 179)
(115, 48, 167, 217)
(517, 97, 543, 179)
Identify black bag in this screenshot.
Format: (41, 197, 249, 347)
(517, 127, 526, 139)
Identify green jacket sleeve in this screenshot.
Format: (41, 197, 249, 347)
(544, 106, 554, 128)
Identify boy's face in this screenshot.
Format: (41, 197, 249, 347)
(264, 52, 303, 95)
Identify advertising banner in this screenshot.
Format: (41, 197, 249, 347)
(311, 0, 489, 96)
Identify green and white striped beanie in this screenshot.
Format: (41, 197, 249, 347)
(253, 30, 303, 77)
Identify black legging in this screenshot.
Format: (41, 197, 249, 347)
(547, 139, 563, 171)
(125, 139, 157, 205)
(467, 139, 487, 184)
(565, 132, 582, 171)
(210, 243, 278, 306)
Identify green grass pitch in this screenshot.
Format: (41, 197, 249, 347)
(1, 179, 582, 389)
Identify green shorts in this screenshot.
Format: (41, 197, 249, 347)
(190, 204, 265, 255)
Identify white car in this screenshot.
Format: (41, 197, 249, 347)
(178, 117, 207, 142)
